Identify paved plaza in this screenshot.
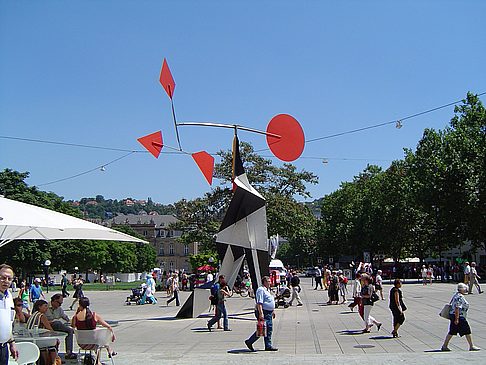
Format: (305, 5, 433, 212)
(59, 277, 485, 364)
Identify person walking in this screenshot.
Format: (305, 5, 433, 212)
(421, 265, 427, 285)
(141, 274, 158, 304)
(288, 271, 303, 306)
(314, 267, 323, 290)
(338, 271, 347, 304)
(0, 264, 19, 364)
(323, 266, 331, 290)
(463, 262, 470, 285)
(327, 271, 339, 305)
(60, 273, 69, 298)
(375, 270, 384, 300)
(207, 275, 231, 331)
(441, 283, 480, 351)
(348, 273, 361, 311)
(167, 273, 180, 306)
(244, 276, 278, 352)
(468, 262, 483, 294)
(30, 278, 45, 304)
(361, 274, 382, 333)
(389, 279, 406, 338)
(18, 280, 31, 314)
(69, 275, 84, 310)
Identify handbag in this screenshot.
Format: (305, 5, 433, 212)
(439, 304, 451, 319)
(256, 318, 266, 337)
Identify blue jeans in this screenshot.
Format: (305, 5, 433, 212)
(246, 310, 273, 349)
(208, 303, 228, 330)
(0, 343, 8, 365)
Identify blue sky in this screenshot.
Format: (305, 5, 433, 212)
(1, 1, 485, 205)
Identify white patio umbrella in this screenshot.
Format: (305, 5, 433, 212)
(0, 196, 148, 247)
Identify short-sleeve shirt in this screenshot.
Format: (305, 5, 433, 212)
(375, 275, 383, 285)
(255, 286, 275, 311)
(31, 285, 42, 300)
(0, 290, 14, 343)
(450, 292, 469, 318)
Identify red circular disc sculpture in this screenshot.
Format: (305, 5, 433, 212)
(266, 114, 305, 162)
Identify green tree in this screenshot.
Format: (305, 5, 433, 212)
(174, 141, 318, 260)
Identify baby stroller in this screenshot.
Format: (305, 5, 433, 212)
(275, 286, 291, 308)
(126, 287, 143, 305)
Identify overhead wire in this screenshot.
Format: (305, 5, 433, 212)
(36, 152, 136, 187)
(2, 91, 484, 187)
(305, 91, 486, 143)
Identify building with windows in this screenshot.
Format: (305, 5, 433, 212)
(109, 213, 198, 273)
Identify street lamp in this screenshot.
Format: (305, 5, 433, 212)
(44, 259, 51, 293)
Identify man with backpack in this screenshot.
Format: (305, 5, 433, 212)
(207, 275, 231, 331)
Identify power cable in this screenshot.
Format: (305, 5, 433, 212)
(36, 152, 136, 187)
(305, 92, 486, 143)
(3, 91, 484, 187)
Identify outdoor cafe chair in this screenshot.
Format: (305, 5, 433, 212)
(8, 341, 40, 365)
(74, 328, 115, 365)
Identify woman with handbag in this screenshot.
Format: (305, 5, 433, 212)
(389, 279, 406, 338)
(360, 274, 382, 333)
(441, 283, 480, 351)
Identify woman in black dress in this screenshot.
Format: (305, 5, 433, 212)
(69, 275, 84, 310)
(389, 278, 406, 337)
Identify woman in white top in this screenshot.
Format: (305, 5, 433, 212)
(375, 270, 384, 300)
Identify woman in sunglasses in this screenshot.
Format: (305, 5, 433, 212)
(13, 297, 30, 324)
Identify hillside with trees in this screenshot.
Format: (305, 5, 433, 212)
(72, 195, 175, 220)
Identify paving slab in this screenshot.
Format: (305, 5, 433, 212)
(54, 278, 484, 364)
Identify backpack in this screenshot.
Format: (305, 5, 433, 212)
(209, 283, 219, 305)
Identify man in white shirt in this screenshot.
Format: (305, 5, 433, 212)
(244, 276, 278, 352)
(464, 262, 471, 285)
(314, 267, 323, 290)
(0, 264, 18, 364)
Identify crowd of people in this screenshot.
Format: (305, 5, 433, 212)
(2, 260, 484, 363)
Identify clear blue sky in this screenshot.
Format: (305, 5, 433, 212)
(1, 1, 485, 205)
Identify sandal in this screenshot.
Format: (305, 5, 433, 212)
(108, 352, 118, 358)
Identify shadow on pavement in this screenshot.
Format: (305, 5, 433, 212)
(191, 327, 211, 332)
(227, 349, 258, 354)
(118, 316, 179, 322)
(338, 330, 365, 335)
(354, 344, 375, 349)
(369, 335, 394, 340)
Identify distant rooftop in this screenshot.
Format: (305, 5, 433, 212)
(110, 213, 179, 227)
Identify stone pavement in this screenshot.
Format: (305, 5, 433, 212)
(58, 278, 485, 364)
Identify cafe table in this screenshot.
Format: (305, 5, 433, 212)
(14, 328, 67, 349)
